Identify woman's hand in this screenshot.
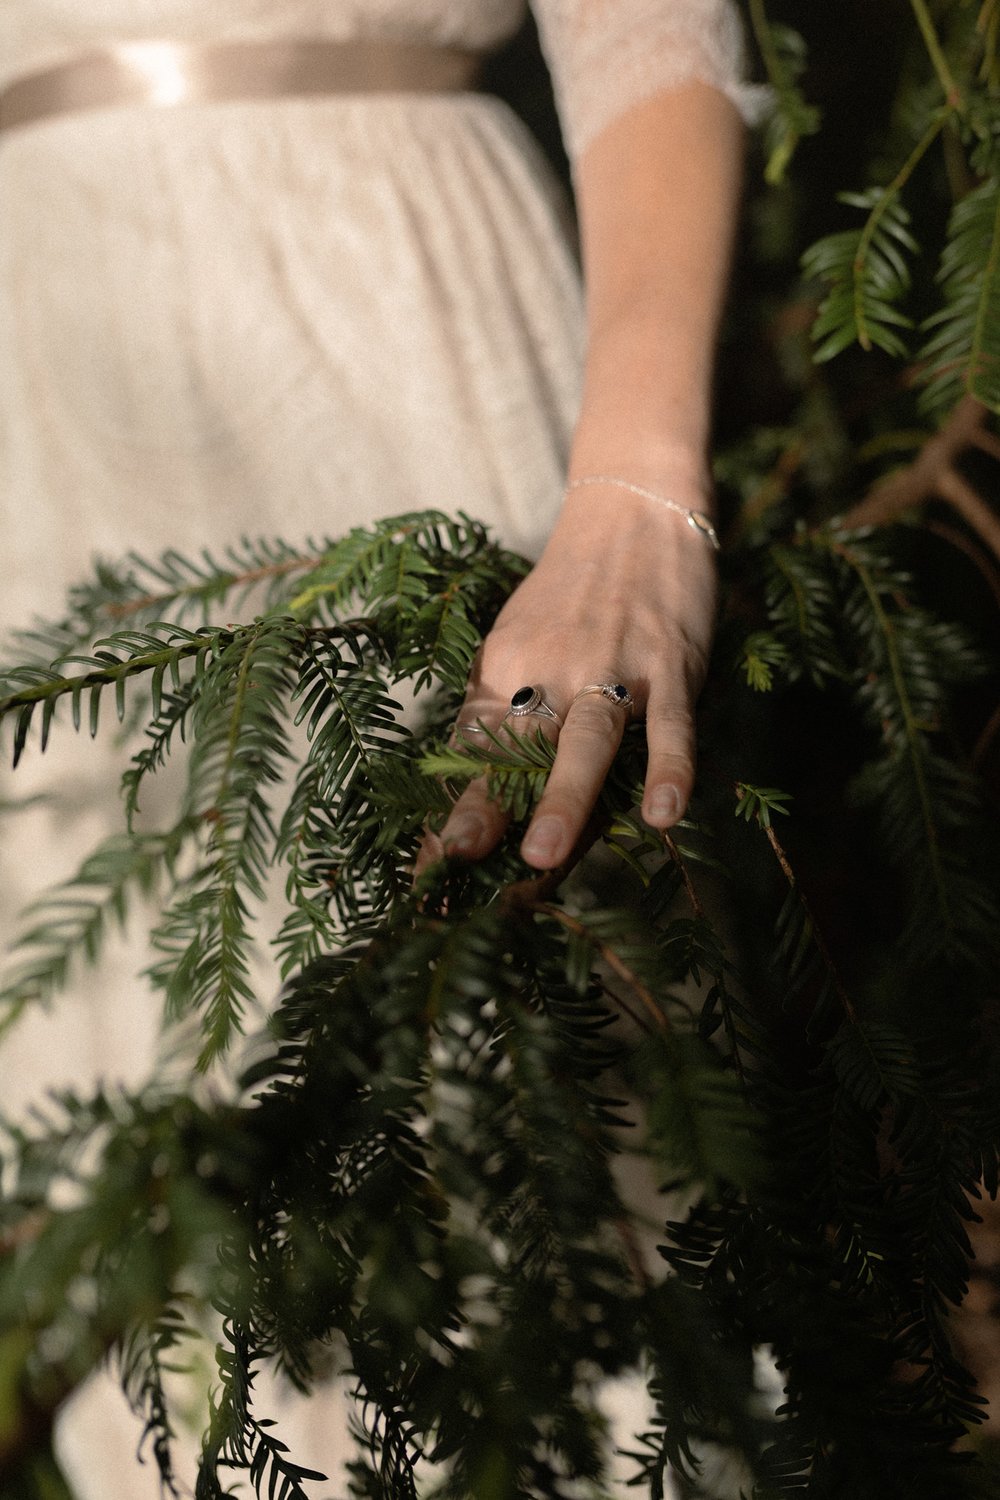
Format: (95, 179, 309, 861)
(434, 483, 718, 870)
(424, 78, 741, 874)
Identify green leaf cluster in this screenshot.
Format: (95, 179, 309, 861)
(3, 5, 1000, 1498)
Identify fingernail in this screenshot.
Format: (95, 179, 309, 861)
(646, 786, 681, 825)
(521, 816, 564, 866)
(442, 814, 485, 856)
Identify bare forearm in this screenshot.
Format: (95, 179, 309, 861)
(436, 79, 746, 870)
(569, 79, 745, 497)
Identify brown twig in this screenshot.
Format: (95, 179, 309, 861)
(500, 866, 572, 911)
(840, 396, 1000, 772)
(935, 467, 1000, 560)
(842, 397, 1000, 568)
(971, 425, 1000, 466)
(662, 830, 704, 920)
(531, 903, 669, 1035)
(104, 555, 312, 621)
(924, 519, 1000, 614)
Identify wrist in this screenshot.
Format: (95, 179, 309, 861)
(567, 449, 713, 510)
(561, 473, 719, 551)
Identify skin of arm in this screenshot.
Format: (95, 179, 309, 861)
(435, 78, 745, 871)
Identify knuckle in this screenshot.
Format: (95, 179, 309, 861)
(646, 698, 695, 736)
(654, 623, 711, 687)
(566, 698, 621, 740)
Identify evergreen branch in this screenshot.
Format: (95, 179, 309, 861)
(662, 831, 704, 920)
(909, 0, 966, 110)
(273, 626, 412, 961)
(149, 619, 305, 1066)
(119, 1304, 199, 1498)
(514, 902, 760, 1197)
(661, 833, 756, 1093)
(198, 1326, 327, 1500)
(832, 541, 954, 943)
(532, 903, 669, 1035)
(761, 538, 846, 686)
(980, 0, 1000, 84)
(0, 628, 222, 765)
(734, 783, 792, 831)
(841, 396, 1000, 569)
(920, 177, 1000, 416)
(803, 183, 921, 362)
(348, 1395, 421, 1500)
(287, 519, 433, 618)
(286, 512, 508, 622)
(738, 786, 858, 1024)
(827, 1022, 923, 1114)
(391, 581, 485, 695)
(853, 117, 948, 350)
(0, 544, 320, 684)
(0, 831, 183, 1039)
(746, 2, 820, 184)
(739, 630, 790, 692)
(122, 680, 202, 829)
(105, 542, 316, 623)
(422, 727, 556, 822)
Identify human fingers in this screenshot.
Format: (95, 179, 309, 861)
(440, 712, 510, 860)
(412, 696, 502, 879)
(640, 658, 698, 830)
(439, 687, 562, 860)
(519, 684, 632, 869)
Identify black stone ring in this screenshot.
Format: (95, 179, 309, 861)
(573, 682, 635, 712)
(503, 685, 563, 727)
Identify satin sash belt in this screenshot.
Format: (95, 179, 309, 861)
(0, 38, 482, 134)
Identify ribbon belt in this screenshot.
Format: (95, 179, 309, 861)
(0, 38, 482, 134)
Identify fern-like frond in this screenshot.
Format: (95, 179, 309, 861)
(635, 1031, 761, 1196)
(122, 680, 201, 829)
(0, 831, 182, 1040)
(198, 1328, 327, 1500)
(760, 537, 847, 686)
(421, 726, 555, 823)
(287, 511, 514, 623)
(919, 175, 1000, 415)
(803, 187, 920, 361)
(831, 531, 997, 970)
(0, 625, 223, 765)
(739, 631, 791, 692)
(347, 1397, 421, 1500)
(118, 1303, 200, 1497)
(746, 7, 820, 185)
(274, 629, 412, 970)
(149, 618, 306, 1066)
(827, 1021, 922, 1113)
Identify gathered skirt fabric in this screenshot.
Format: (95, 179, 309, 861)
(0, 90, 585, 1496)
(0, 87, 584, 1095)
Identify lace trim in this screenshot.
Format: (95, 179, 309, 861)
(532, 0, 769, 159)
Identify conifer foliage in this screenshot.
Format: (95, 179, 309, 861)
(3, 4, 1000, 1498)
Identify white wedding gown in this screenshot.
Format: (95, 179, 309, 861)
(0, 3, 756, 1494)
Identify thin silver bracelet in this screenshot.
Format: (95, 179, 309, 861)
(565, 475, 720, 551)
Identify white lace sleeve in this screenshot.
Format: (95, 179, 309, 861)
(530, 0, 768, 160)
